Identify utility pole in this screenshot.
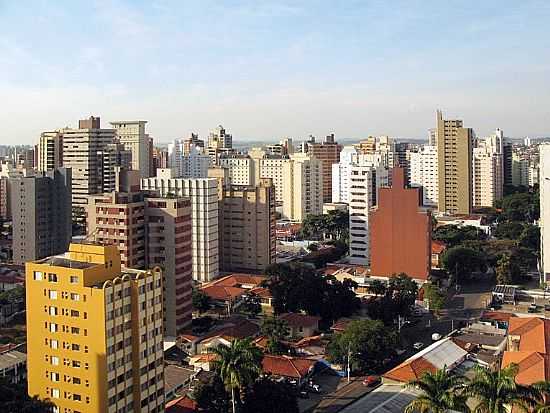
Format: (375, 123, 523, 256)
(347, 341, 351, 383)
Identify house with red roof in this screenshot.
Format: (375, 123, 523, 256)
(501, 317, 550, 385)
(262, 355, 318, 385)
(279, 312, 320, 338)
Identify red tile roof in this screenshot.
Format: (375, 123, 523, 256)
(502, 351, 550, 385)
(210, 273, 266, 288)
(262, 355, 317, 379)
(280, 313, 320, 329)
(431, 240, 446, 254)
(166, 396, 198, 413)
(383, 357, 438, 383)
(330, 318, 352, 333)
(508, 317, 550, 354)
(481, 311, 516, 323)
(201, 285, 245, 301)
(249, 286, 272, 298)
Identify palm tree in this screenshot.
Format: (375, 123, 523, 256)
(525, 381, 550, 413)
(405, 368, 469, 413)
(466, 364, 532, 413)
(211, 337, 264, 413)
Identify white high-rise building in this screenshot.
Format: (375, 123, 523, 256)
(472, 131, 504, 208)
(168, 138, 185, 176)
(141, 169, 219, 283)
(218, 154, 253, 186)
(110, 121, 150, 177)
(183, 145, 211, 178)
(409, 145, 439, 207)
(282, 153, 323, 222)
(539, 144, 550, 284)
(348, 164, 389, 265)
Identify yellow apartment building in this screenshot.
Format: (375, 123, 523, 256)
(26, 243, 164, 413)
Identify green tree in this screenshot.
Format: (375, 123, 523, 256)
(442, 246, 487, 281)
(501, 191, 539, 222)
(326, 319, 398, 373)
(240, 293, 262, 317)
(466, 364, 532, 413)
(527, 380, 550, 413)
(387, 273, 419, 316)
(0, 377, 55, 413)
(495, 254, 521, 285)
(242, 378, 299, 413)
(433, 225, 487, 248)
(212, 337, 264, 413)
(423, 283, 446, 312)
(405, 369, 469, 413)
(193, 374, 231, 413)
(192, 289, 211, 314)
(266, 262, 359, 324)
(493, 221, 525, 240)
(260, 317, 290, 355)
(369, 279, 387, 296)
(519, 224, 541, 253)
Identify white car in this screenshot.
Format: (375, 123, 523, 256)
(413, 342, 424, 350)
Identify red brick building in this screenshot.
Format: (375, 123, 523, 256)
(369, 167, 431, 281)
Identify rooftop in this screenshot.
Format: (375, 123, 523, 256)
(508, 317, 550, 354)
(164, 365, 195, 393)
(502, 351, 550, 385)
(262, 355, 317, 379)
(383, 338, 468, 383)
(0, 350, 26, 370)
(34, 255, 95, 269)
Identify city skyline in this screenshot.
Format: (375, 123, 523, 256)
(1, 1, 549, 144)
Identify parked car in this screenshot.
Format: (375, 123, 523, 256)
(362, 375, 381, 387)
(413, 342, 424, 350)
(544, 304, 550, 312)
(432, 333, 442, 341)
(528, 304, 538, 313)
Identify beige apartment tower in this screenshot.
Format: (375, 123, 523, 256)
(436, 110, 473, 215)
(110, 121, 150, 178)
(37, 131, 63, 172)
(218, 178, 276, 273)
(282, 153, 323, 222)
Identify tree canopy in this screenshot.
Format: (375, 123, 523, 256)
(326, 319, 398, 373)
(192, 289, 211, 314)
(441, 246, 487, 281)
(266, 262, 360, 324)
(433, 225, 487, 248)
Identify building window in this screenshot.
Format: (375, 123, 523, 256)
(70, 276, 79, 284)
(48, 273, 58, 282)
(33, 271, 43, 281)
(50, 340, 58, 349)
(51, 388, 60, 399)
(51, 356, 59, 366)
(51, 372, 59, 382)
(71, 293, 80, 301)
(49, 290, 58, 300)
(50, 323, 58, 333)
(49, 306, 58, 316)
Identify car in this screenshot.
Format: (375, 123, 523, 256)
(544, 304, 550, 312)
(362, 375, 381, 387)
(528, 304, 538, 313)
(413, 342, 424, 350)
(431, 333, 442, 341)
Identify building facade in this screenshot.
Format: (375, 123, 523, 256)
(282, 153, 323, 222)
(62, 117, 117, 223)
(308, 134, 342, 203)
(218, 178, 276, 273)
(369, 167, 431, 282)
(539, 145, 550, 284)
(87, 170, 193, 335)
(409, 145, 438, 207)
(436, 110, 473, 215)
(472, 132, 503, 208)
(37, 131, 64, 172)
(218, 154, 253, 186)
(26, 243, 164, 413)
(348, 164, 389, 265)
(141, 169, 219, 283)
(110, 121, 150, 178)
(10, 168, 72, 265)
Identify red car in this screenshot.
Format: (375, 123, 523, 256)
(362, 375, 381, 387)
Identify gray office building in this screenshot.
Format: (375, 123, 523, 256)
(10, 168, 72, 265)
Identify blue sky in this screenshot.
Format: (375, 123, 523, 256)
(1, 0, 549, 144)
